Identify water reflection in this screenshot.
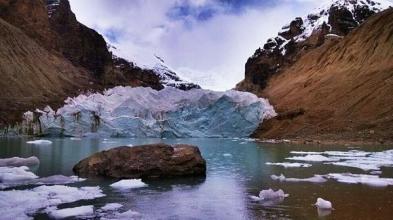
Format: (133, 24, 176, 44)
(0, 137, 393, 219)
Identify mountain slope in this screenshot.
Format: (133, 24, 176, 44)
(252, 8, 393, 142)
(0, 17, 92, 126)
(237, 0, 392, 92)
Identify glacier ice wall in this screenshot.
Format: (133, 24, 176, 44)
(27, 86, 276, 138)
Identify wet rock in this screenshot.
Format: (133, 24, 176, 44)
(73, 144, 206, 179)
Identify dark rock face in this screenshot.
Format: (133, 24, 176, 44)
(237, 0, 388, 92)
(73, 144, 206, 179)
(47, 0, 112, 77)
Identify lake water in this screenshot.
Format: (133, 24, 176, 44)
(0, 137, 393, 220)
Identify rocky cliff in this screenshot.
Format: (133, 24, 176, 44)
(250, 7, 393, 143)
(237, 0, 392, 93)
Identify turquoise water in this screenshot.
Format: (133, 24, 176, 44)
(1, 137, 393, 219)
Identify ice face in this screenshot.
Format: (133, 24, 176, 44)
(27, 86, 276, 138)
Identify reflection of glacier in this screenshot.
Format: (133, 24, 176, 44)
(26, 87, 276, 138)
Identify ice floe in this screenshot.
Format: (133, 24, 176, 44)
(47, 205, 94, 219)
(27, 86, 276, 138)
(286, 154, 339, 162)
(250, 188, 289, 206)
(26, 140, 52, 145)
(0, 156, 40, 167)
(326, 173, 393, 187)
(286, 150, 393, 172)
(0, 166, 84, 189)
(271, 174, 327, 183)
(315, 198, 333, 210)
(0, 166, 38, 184)
(265, 162, 312, 168)
(100, 203, 123, 211)
(110, 179, 148, 190)
(0, 185, 104, 219)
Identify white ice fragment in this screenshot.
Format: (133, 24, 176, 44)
(26, 140, 52, 145)
(271, 174, 327, 183)
(223, 153, 233, 157)
(0, 156, 39, 167)
(315, 198, 333, 210)
(0, 166, 38, 183)
(265, 162, 312, 168)
(0, 185, 104, 220)
(259, 189, 289, 200)
(286, 154, 338, 162)
(327, 173, 393, 187)
(70, 137, 82, 141)
(101, 210, 141, 220)
(101, 203, 123, 211)
(48, 205, 94, 219)
(110, 179, 148, 190)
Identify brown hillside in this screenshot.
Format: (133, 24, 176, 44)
(0, 17, 93, 126)
(253, 8, 393, 143)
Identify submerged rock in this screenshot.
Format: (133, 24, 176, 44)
(73, 144, 206, 179)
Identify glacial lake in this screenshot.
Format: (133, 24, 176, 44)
(0, 137, 393, 220)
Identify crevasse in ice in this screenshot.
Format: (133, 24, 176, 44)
(27, 86, 276, 138)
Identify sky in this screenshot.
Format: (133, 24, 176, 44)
(69, 0, 322, 91)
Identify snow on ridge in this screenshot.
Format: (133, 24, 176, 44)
(27, 86, 276, 138)
(293, 0, 392, 42)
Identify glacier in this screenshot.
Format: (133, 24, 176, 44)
(24, 86, 276, 138)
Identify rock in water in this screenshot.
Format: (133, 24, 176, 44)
(27, 86, 276, 138)
(73, 144, 206, 179)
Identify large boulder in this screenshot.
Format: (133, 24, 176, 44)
(73, 144, 206, 179)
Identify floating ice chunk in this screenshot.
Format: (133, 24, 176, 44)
(258, 189, 289, 200)
(110, 179, 148, 190)
(0, 166, 38, 183)
(34, 175, 85, 185)
(327, 173, 393, 187)
(101, 210, 141, 220)
(315, 198, 333, 210)
(48, 205, 94, 219)
(271, 174, 327, 183)
(26, 140, 52, 145)
(265, 162, 312, 168)
(127, 144, 134, 147)
(0, 156, 39, 167)
(250, 189, 288, 206)
(286, 154, 339, 162)
(0, 185, 104, 219)
(223, 153, 233, 157)
(70, 137, 82, 141)
(101, 203, 123, 211)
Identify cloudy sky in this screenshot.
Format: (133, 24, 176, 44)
(69, 0, 321, 90)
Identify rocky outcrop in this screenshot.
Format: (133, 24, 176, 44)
(73, 144, 206, 179)
(47, 0, 112, 77)
(237, 0, 392, 92)
(252, 8, 393, 142)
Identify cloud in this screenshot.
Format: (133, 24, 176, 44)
(69, 0, 320, 90)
